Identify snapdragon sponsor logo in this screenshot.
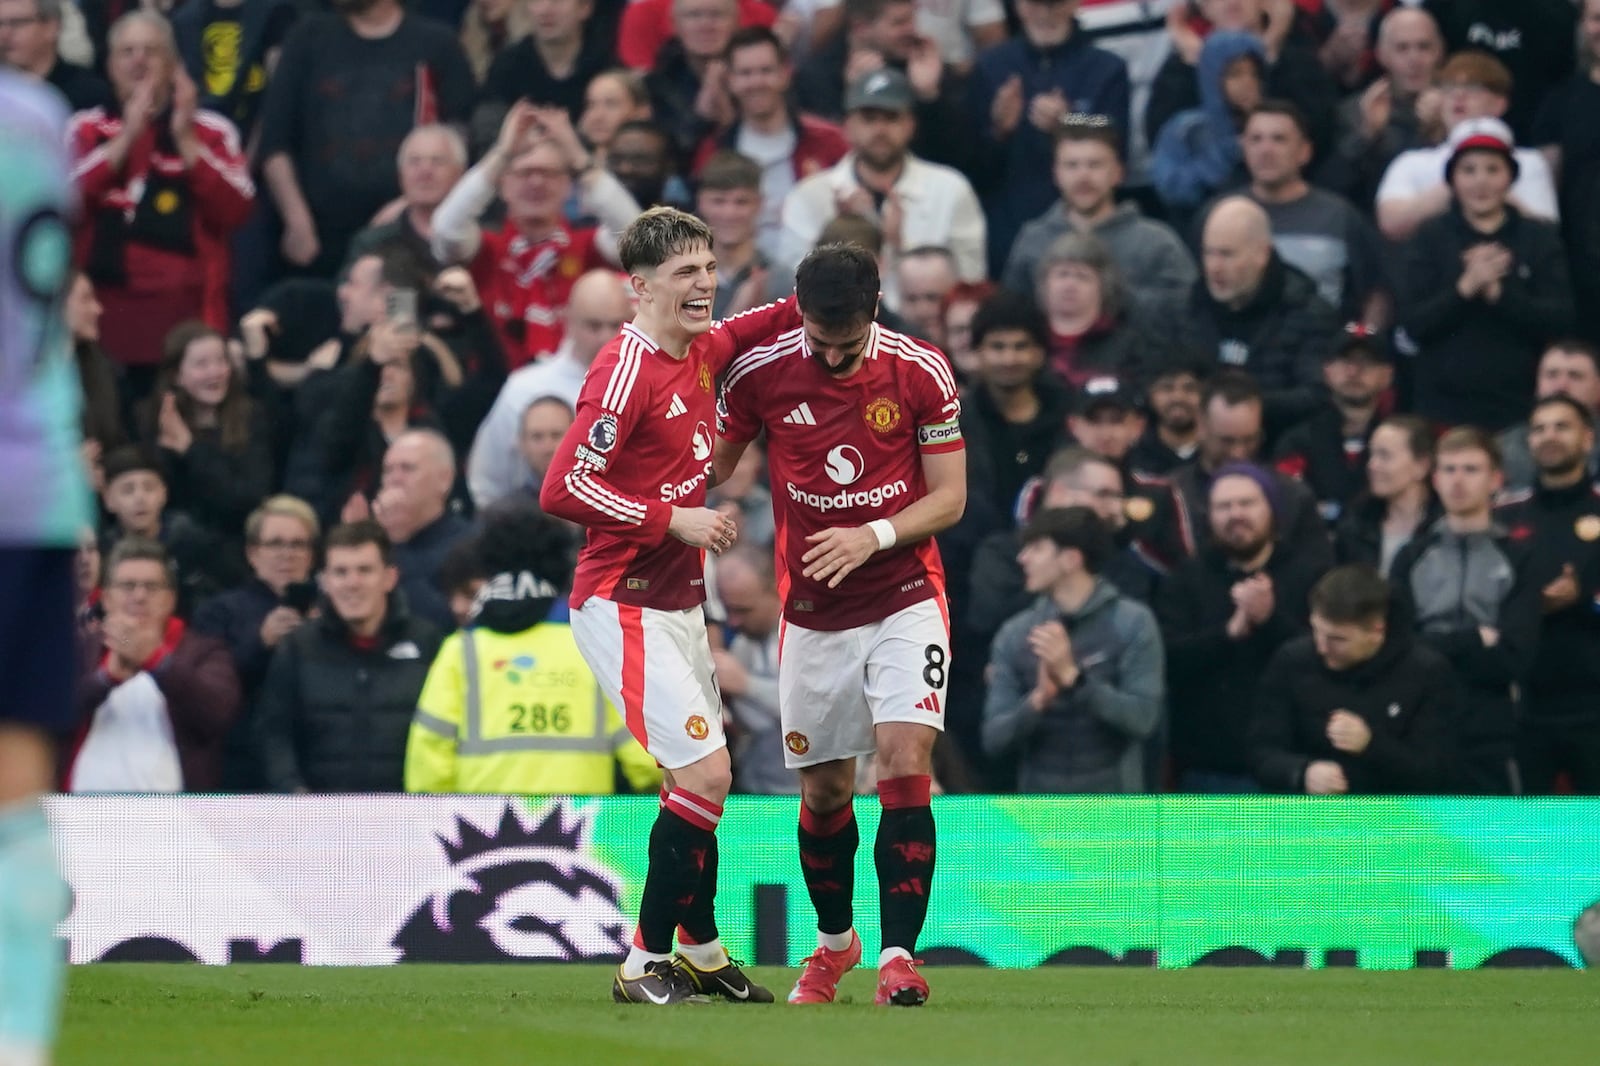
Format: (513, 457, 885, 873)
(787, 478, 909, 512)
(660, 467, 710, 502)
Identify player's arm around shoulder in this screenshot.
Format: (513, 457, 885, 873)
(701, 295, 803, 375)
(709, 354, 769, 489)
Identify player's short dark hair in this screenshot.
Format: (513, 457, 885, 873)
(1436, 425, 1502, 470)
(727, 24, 786, 62)
(324, 519, 394, 565)
(1203, 369, 1263, 411)
(102, 445, 166, 487)
(1245, 99, 1313, 143)
(1310, 564, 1390, 626)
(475, 499, 575, 588)
(104, 537, 178, 590)
(1021, 506, 1114, 575)
(698, 150, 762, 193)
(1376, 414, 1435, 462)
(796, 243, 880, 328)
(969, 290, 1048, 351)
(1531, 393, 1595, 429)
(618, 206, 714, 274)
(816, 214, 883, 256)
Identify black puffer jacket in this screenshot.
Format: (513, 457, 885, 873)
(255, 592, 442, 793)
(1251, 602, 1457, 794)
(1152, 255, 1339, 436)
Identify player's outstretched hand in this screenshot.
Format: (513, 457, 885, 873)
(802, 525, 878, 589)
(671, 506, 738, 553)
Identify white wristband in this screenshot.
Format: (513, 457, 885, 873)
(867, 519, 897, 551)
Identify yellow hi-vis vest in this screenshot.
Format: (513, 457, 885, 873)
(404, 622, 661, 795)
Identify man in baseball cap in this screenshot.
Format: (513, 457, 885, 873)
(1065, 375, 1197, 570)
(777, 67, 987, 292)
(844, 67, 916, 114)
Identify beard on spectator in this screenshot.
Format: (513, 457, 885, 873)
(1217, 519, 1272, 562)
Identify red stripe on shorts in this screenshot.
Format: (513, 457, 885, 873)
(932, 593, 951, 641)
(619, 603, 648, 747)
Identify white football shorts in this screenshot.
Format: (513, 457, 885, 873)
(777, 597, 950, 769)
(570, 597, 726, 770)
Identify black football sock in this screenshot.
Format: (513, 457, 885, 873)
(875, 774, 935, 956)
(676, 832, 720, 947)
(635, 789, 721, 954)
(798, 801, 859, 938)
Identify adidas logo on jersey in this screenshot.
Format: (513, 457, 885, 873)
(666, 394, 688, 419)
(783, 402, 817, 426)
(914, 693, 942, 715)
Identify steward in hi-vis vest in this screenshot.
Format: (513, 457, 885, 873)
(405, 503, 660, 794)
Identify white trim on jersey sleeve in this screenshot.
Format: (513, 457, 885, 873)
(564, 467, 648, 525)
(880, 330, 961, 402)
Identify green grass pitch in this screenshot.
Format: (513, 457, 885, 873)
(62, 964, 1599, 1065)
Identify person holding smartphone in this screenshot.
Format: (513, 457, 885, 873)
(191, 495, 322, 792)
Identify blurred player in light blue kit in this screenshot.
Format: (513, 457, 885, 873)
(0, 68, 95, 1066)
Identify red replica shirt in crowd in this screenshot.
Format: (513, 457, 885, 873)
(719, 323, 964, 631)
(471, 221, 608, 367)
(68, 107, 254, 364)
(541, 299, 802, 611)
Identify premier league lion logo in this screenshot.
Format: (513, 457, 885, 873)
(392, 803, 630, 963)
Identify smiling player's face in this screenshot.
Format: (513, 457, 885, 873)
(639, 243, 717, 338)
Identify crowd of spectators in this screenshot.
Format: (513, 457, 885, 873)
(21, 0, 1600, 797)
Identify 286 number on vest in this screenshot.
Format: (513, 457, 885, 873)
(508, 703, 572, 733)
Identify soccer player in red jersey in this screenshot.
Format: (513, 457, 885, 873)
(712, 243, 967, 1007)
(540, 207, 797, 1005)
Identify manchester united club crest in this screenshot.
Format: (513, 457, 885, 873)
(1577, 516, 1600, 542)
(1124, 496, 1154, 523)
(864, 397, 902, 433)
(698, 362, 713, 393)
(685, 716, 710, 740)
(560, 255, 582, 279)
(785, 731, 810, 755)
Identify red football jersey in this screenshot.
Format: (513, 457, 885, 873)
(471, 221, 608, 368)
(541, 300, 801, 610)
(719, 323, 964, 631)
